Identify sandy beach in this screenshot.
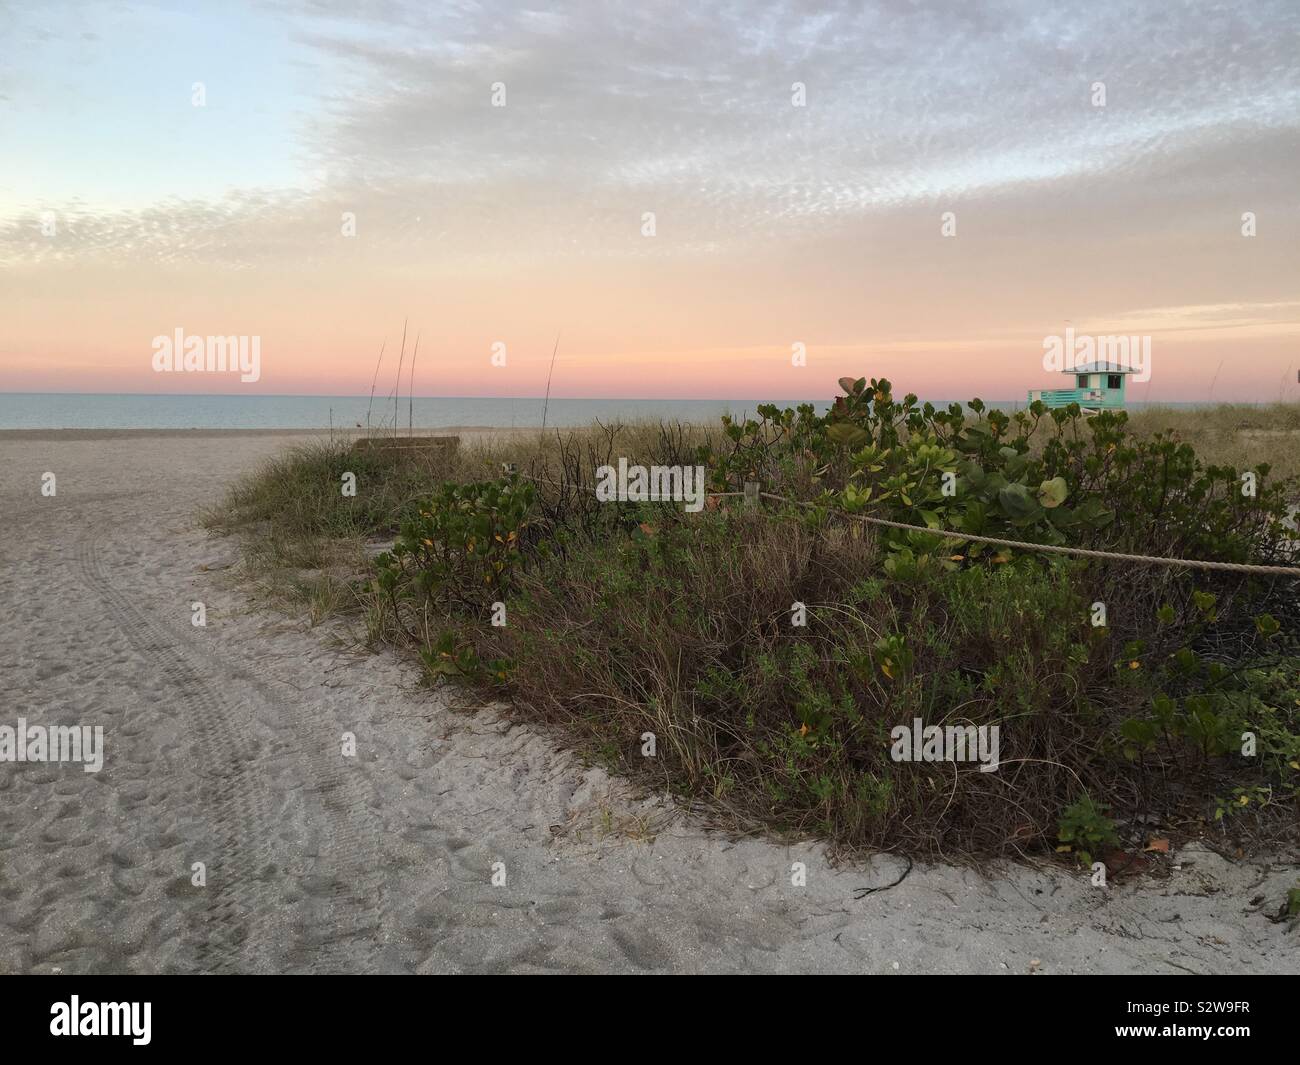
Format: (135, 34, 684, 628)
(1, 428, 1295, 974)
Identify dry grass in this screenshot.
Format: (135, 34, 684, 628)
(1124, 404, 1300, 484)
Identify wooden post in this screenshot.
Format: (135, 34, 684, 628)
(744, 481, 760, 507)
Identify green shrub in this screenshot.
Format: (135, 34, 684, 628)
(706, 378, 1294, 572)
(1057, 795, 1120, 866)
(375, 477, 536, 623)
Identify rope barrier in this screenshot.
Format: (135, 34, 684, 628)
(514, 472, 1300, 578)
(757, 492, 1300, 577)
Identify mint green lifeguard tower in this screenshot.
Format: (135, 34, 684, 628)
(1028, 361, 1137, 413)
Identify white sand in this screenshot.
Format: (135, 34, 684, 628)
(0, 429, 1295, 974)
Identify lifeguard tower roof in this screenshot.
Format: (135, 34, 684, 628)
(1066, 361, 1141, 374)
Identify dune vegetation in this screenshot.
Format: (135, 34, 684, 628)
(210, 386, 1300, 863)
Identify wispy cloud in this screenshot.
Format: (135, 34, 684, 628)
(3, 0, 1298, 263)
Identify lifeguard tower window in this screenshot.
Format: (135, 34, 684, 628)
(1076, 374, 1089, 388)
(1107, 374, 1122, 389)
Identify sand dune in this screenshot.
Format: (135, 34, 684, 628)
(0, 430, 1294, 973)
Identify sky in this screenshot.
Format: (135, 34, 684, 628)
(1, 0, 1298, 402)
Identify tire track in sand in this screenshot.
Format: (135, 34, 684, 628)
(76, 528, 277, 971)
(186, 647, 389, 974)
(75, 526, 387, 973)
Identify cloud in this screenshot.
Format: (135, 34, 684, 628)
(0, 191, 321, 268)
(1, 0, 1297, 272)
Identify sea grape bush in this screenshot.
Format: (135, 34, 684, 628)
(704, 376, 1294, 569)
(375, 477, 534, 683)
(419, 628, 513, 687)
(375, 477, 535, 619)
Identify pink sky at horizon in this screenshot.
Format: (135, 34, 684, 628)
(5, 247, 1296, 400)
(5, 286, 1297, 401)
(3, 338, 1297, 403)
(5, 339, 1295, 403)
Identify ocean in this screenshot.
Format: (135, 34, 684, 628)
(0, 393, 830, 431)
(0, 393, 1207, 431)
